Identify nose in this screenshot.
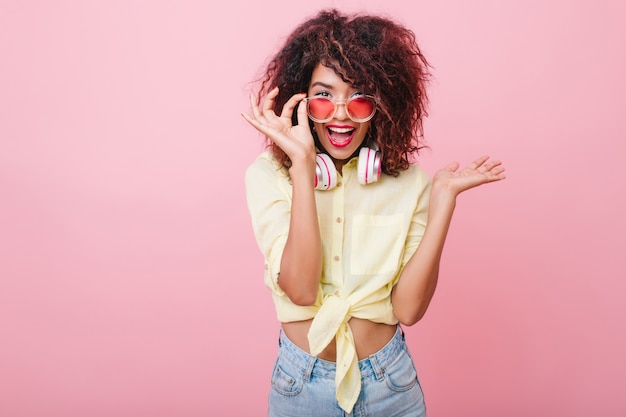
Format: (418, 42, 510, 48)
(334, 101, 349, 120)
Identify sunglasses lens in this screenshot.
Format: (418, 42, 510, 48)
(307, 96, 376, 122)
(347, 97, 375, 121)
(307, 98, 335, 121)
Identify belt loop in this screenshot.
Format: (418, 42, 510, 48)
(369, 353, 385, 381)
(303, 355, 316, 382)
(278, 329, 283, 347)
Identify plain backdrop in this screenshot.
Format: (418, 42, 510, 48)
(1, 1, 625, 416)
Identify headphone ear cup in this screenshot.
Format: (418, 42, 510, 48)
(357, 147, 382, 185)
(315, 153, 337, 190)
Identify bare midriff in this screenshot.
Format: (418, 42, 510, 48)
(281, 317, 397, 361)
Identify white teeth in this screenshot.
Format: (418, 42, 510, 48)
(328, 127, 355, 133)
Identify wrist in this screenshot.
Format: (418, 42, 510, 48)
(289, 155, 317, 185)
(429, 181, 458, 212)
(431, 179, 459, 200)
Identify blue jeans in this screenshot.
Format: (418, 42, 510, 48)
(268, 325, 426, 417)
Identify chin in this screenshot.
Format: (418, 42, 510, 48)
(327, 147, 359, 161)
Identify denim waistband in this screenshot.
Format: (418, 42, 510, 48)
(277, 325, 406, 380)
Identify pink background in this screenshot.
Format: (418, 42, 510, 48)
(1, 1, 625, 416)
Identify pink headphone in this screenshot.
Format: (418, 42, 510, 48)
(314, 147, 381, 190)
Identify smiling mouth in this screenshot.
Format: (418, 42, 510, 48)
(327, 126, 356, 148)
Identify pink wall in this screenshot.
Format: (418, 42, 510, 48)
(1, 1, 624, 416)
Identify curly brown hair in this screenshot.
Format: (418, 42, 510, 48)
(255, 8, 432, 176)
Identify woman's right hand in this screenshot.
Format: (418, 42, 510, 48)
(242, 87, 316, 167)
(244, 88, 322, 305)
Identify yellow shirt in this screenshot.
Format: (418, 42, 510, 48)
(245, 150, 431, 413)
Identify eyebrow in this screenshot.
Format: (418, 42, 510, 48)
(310, 81, 334, 89)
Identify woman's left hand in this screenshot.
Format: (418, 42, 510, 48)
(433, 155, 506, 197)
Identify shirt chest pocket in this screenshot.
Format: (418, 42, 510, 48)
(350, 214, 405, 275)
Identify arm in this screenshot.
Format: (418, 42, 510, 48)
(243, 88, 322, 305)
(392, 156, 506, 325)
(278, 160, 322, 305)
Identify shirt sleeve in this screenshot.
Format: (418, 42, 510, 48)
(244, 153, 292, 296)
(400, 166, 432, 268)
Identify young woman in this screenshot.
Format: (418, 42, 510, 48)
(243, 9, 505, 417)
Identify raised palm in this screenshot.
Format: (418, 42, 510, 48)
(434, 155, 506, 196)
(242, 87, 315, 162)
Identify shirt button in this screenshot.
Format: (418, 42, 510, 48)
(336, 217, 342, 223)
(335, 290, 341, 296)
(336, 181, 342, 187)
(334, 255, 340, 261)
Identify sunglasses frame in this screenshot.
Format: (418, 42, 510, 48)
(303, 95, 377, 123)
